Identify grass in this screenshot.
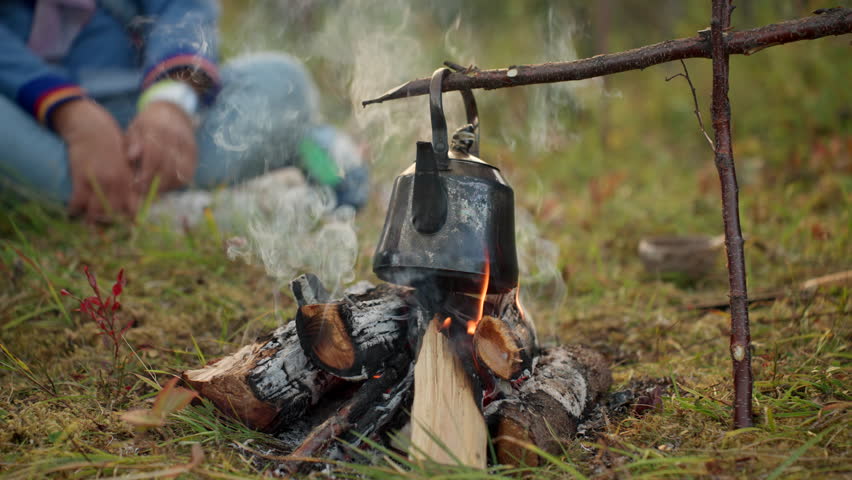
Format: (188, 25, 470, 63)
(1, 1, 850, 478)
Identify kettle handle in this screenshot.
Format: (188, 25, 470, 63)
(429, 68, 451, 161)
(429, 68, 481, 163)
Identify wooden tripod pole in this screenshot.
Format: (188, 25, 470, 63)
(711, 0, 754, 429)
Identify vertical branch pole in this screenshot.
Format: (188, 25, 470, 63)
(711, 0, 753, 428)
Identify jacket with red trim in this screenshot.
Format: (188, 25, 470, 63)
(0, 0, 220, 129)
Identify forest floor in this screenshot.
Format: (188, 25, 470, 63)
(1, 2, 850, 479)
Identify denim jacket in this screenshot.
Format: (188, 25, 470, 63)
(0, 0, 220, 130)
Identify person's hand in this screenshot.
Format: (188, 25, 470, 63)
(53, 98, 140, 222)
(125, 101, 198, 196)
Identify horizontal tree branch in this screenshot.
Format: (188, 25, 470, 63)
(362, 7, 851, 106)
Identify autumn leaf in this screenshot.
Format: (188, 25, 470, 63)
(122, 377, 198, 430)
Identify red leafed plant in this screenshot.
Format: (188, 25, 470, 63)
(62, 266, 134, 399)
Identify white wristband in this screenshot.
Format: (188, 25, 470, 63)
(137, 80, 199, 117)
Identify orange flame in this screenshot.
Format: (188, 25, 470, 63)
(467, 257, 490, 335)
(466, 320, 477, 335)
(514, 279, 526, 320)
(439, 316, 452, 331)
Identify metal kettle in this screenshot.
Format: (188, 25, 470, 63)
(373, 68, 518, 294)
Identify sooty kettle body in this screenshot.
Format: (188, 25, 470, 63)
(372, 68, 518, 294)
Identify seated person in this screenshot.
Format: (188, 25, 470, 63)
(0, 0, 368, 223)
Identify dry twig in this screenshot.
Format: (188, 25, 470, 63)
(666, 60, 715, 149)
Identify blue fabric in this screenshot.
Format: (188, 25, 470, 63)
(0, 1, 368, 210)
(0, 94, 73, 204)
(0, 0, 219, 124)
(0, 53, 368, 208)
(137, 0, 220, 76)
(194, 53, 318, 188)
(0, 7, 71, 107)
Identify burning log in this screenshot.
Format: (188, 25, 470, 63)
(182, 321, 335, 432)
(473, 291, 538, 381)
(485, 345, 612, 467)
(410, 315, 488, 467)
(293, 276, 411, 380)
(474, 315, 530, 381)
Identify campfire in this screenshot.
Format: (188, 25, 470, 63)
(184, 273, 611, 473)
(184, 67, 612, 474)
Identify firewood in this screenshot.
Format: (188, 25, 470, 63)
(185, 272, 613, 471)
(485, 345, 612, 467)
(183, 322, 335, 432)
(410, 316, 488, 468)
(473, 290, 538, 381)
(295, 283, 410, 380)
(283, 352, 416, 474)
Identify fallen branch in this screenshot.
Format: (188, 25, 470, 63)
(362, 7, 851, 106)
(800, 270, 852, 291)
(686, 269, 852, 310)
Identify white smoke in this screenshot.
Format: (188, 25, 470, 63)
(225, 182, 358, 290)
(515, 207, 567, 320)
(526, 6, 604, 154)
(149, 168, 357, 293)
(196, 1, 581, 311)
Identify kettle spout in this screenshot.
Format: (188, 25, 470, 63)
(411, 141, 448, 234)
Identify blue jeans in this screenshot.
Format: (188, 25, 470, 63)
(0, 53, 362, 205)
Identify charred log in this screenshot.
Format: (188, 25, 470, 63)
(283, 353, 414, 474)
(183, 322, 335, 432)
(294, 280, 411, 380)
(485, 345, 612, 467)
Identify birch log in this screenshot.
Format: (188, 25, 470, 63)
(485, 345, 612, 466)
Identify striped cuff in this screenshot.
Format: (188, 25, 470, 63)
(142, 51, 221, 104)
(16, 75, 87, 129)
